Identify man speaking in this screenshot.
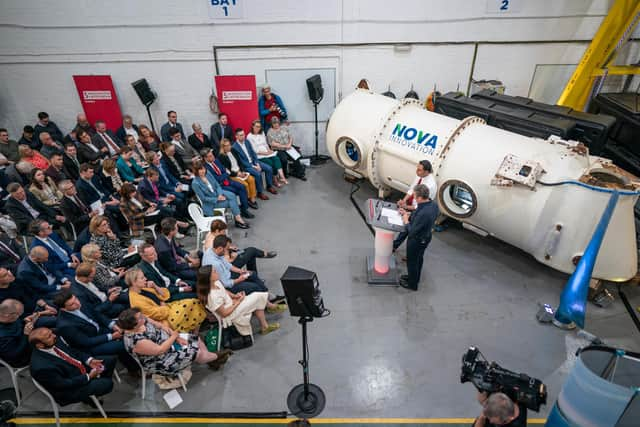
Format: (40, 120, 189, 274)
(399, 184, 438, 291)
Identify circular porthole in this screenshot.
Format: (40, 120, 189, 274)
(438, 179, 477, 218)
(335, 136, 364, 169)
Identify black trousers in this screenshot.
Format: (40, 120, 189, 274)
(57, 355, 116, 406)
(232, 246, 265, 272)
(393, 230, 408, 251)
(87, 340, 139, 373)
(406, 238, 430, 290)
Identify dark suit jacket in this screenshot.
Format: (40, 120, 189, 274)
(31, 233, 75, 277)
(71, 281, 114, 316)
(149, 164, 180, 195)
(91, 131, 123, 154)
(160, 155, 187, 181)
(0, 319, 31, 367)
(73, 227, 91, 253)
(206, 159, 232, 185)
(30, 337, 93, 405)
(217, 152, 242, 177)
(0, 233, 26, 273)
(138, 177, 166, 205)
(116, 124, 139, 142)
(232, 141, 260, 170)
(210, 123, 233, 153)
(16, 257, 64, 299)
(137, 260, 180, 293)
(60, 196, 91, 233)
(5, 193, 58, 235)
(44, 165, 68, 184)
(77, 141, 104, 165)
(160, 122, 185, 142)
(187, 133, 211, 153)
(154, 235, 189, 275)
(3, 164, 27, 186)
(76, 177, 110, 206)
(62, 154, 80, 181)
(56, 308, 112, 350)
(33, 122, 63, 148)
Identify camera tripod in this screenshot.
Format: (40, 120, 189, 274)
(287, 316, 326, 418)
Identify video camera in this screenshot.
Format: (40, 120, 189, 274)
(460, 346, 547, 412)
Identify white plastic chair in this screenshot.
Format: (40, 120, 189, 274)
(129, 223, 157, 241)
(188, 203, 225, 251)
(130, 353, 187, 399)
(31, 378, 107, 427)
(194, 194, 227, 220)
(0, 358, 29, 406)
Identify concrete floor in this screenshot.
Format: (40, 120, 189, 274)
(7, 161, 640, 419)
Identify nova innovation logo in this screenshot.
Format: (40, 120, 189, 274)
(389, 123, 438, 155)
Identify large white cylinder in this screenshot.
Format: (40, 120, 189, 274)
(327, 89, 639, 281)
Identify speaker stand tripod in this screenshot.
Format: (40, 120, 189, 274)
(307, 99, 330, 165)
(287, 316, 326, 418)
(145, 103, 156, 134)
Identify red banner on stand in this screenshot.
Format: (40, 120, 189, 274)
(214, 75, 258, 135)
(73, 75, 123, 131)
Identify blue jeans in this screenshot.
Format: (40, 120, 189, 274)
(246, 162, 273, 192)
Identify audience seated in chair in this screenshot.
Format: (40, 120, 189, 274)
(218, 137, 260, 202)
(17, 247, 72, 302)
(145, 151, 187, 203)
(62, 143, 81, 181)
(123, 134, 148, 167)
(116, 115, 139, 144)
(99, 158, 124, 195)
(5, 183, 66, 235)
(38, 132, 64, 159)
(155, 218, 200, 281)
(231, 128, 277, 196)
(117, 308, 230, 377)
(53, 289, 138, 375)
(0, 268, 57, 329)
(247, 119, 287, 187)
(187, 122, 212, 153)
(202, 148, 255, 215)
(0, 232, 26, 274)
(126, 268, 205, 333)
(92, 120, 123, 158)
(116, 147, 145, 183)
(209, 112, 233, 155)
(196, 265, 283, 337)
(159, 142, 192, 183)
(33, 112, 64, 147)
(29, 327, 116, 407)
(30, 218, 78, 279)
(138, 168, 188, 222)
(0, 299, 34, 367)
(59, 180, 95, 234)
(76, 129, 105, 166)
(18, 144, 49, 171)
(89, 215, 139, 269)
(44, 153, 69, 184)
(137, 243, 196, 301)
(80, 243, 127, 294)
(191, 162, 250, 229)
(72, 262, 125, 318)
(160, 110, 185, 143)
(29, 168, 63, 208)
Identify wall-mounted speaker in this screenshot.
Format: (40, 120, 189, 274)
(306, 74, 324, 103)
(131, 78, 156, 106)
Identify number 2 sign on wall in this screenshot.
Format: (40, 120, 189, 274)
(208, 0, 244, 19)
(486, 0, 522, 13)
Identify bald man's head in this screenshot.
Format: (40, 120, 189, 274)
(29, 327, 56, 349)
(29, 246, 49, 263)
(0, 299, 23, 323)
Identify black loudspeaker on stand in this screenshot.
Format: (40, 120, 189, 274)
(280, 266, 330, 418)
(305, 75, 331, 165)
(131, 78, 157, 133)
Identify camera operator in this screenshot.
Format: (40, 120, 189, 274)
(473, 391, 527, 427)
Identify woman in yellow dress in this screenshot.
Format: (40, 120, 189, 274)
(126, 268, 205, 332)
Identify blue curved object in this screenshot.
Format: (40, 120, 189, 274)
(554, 191, 620, 328)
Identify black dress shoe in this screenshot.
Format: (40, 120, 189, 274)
(241, 210, 255, 219)
(264, 251, 277, 258)
(400, 274, 409, 281)
(398, 277, 416, 291)
(248, 201, 259, 209)
(269, 294, 287, 304)
(235, 222, 250, 229)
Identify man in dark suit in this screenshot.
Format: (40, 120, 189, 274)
(30, 219, 78, 278)
(0, 299, 34, 367)
(0, 232, 26, 274)
(160, 110, 185, 142)
(39, 132, 65, 159)
(75, 113, 96, 136)
(63, 143, 81, 181)
(115, 115, 139, 142)
(146, 152, 187, 203)
(72, 262, 124, 317)
(76, 129, 105, 166)
(187, 123, 212, 153)
(33, 112, 64, 150)
(232, 128, 276, 196)
(155, 218, 199, 281)
(59, 180, 95, 233)
(5, 183, 66, 235)
(137, 168, 187, 220)
(3, 162, 29, 186)
(92, 121, 123, 157)
(44, 153, 68, 184)
(0, 267, 57, 328)
(210, 112, 233, 154)
(137, 243, 195, 300)
(203, 148, 255, 214)
(398, 184, 439, 291)
(17, 247, 72, 301)
(54, 289, 137, 374)
(29, 327, 115, 406)
(76, 164, 126, 235)
(18, 125, 37, 150)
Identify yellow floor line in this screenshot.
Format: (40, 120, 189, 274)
(13, 417, 548, 424)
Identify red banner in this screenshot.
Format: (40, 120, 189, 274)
(73, 75, 123, 131)
(214, 75, 258, 135)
